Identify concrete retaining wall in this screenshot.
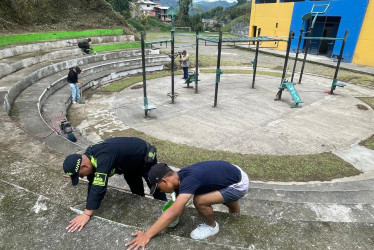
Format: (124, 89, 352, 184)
(0, 48, 83, 79)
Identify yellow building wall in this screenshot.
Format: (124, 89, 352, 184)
(353, 0, 374, 66)
(249, 1, 294, 51)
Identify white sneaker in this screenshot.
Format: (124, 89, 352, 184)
(190, 222, 219, 240)
(72, 101, 76, 104)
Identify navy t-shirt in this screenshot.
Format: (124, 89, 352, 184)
(177, 161, 241, 195)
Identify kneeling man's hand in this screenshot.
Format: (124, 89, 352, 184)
(66, 213, 90, 233)
(125, 231, 151, 250)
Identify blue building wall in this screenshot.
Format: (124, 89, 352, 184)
(289, 0, 369, 62)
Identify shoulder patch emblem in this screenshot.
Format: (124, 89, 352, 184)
(92, 172, 107, 186)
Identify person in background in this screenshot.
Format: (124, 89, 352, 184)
(78, 38, 92, 55)
(180, 50, 190, 80)
(66, 66, 83, 104)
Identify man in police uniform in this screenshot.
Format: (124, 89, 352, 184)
(62, 137, 166, 233)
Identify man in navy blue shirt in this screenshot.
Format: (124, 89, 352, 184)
(62, 137, 166, 233)
(126, 161, 249, 249)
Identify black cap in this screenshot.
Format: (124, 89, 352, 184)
(63, 154, 82, 186)
(148, 163, 171, 194)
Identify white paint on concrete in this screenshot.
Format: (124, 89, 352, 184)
(306, 203, 355, 222)
(333, 145, 374, 172)
(32, 195, 48, 214)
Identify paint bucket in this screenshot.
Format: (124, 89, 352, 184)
(162, 192, 179, 228)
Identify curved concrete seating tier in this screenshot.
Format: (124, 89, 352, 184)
(40, 59, 167, 152)
(0, 35, 135, 60)
(0, 35, 135, 79)
(3, 48, 163, 114)
(6, 48, 168, 154)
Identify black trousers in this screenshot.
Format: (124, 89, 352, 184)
(79, 45, 91, 54)
(123, 161, 167, 201)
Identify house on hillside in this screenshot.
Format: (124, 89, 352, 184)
(154, 6, 171, 22)
(137, 0, 170, 22)
(138, 0, 157, 16)
(202, 19, 218, 29)
(249, 0, 374, 67)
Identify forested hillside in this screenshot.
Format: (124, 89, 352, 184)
(0, 0, 135, 35)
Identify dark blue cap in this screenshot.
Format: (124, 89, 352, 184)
(148, 163, 171, 194)
(63, 154, 82, 186)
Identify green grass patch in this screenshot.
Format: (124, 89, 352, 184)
(357, 97, 374, 150)
(360, 135, 374, 150)
(102, 128, 361, 182)
(0, 29, 123, 47)
(100, 71, 182, 92)
(197, 54, 246, 67)
(201, 68, 288, 78)
(92, 42, 140, 52)
(338, 71, 374, 88)
(357, 97, 374, 110)
(159, 52, 248, 68)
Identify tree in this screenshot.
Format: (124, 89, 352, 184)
(189, 14, 204, 31)
(178, 0, 193, 24)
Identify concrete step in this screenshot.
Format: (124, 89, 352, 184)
(251, 179, 374, 192)
(0, 179, 229, 250)
(0, 35, 136, 79)
(0, 47, 83, 79)
(0, 35, 135, 60)
(0, 146, 373, 249)
(246, 186, 374, 204)
(239, 196, 374, 223)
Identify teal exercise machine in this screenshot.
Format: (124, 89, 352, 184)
(140, 31, 157, 117)
(275, 31, 304, 108)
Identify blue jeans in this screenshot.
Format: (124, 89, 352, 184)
(183, 67, 189, 79)
(69, 83, 80, 102)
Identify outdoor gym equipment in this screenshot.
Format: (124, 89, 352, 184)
(297, 3, 330, 85)
(290, 12, 311, 82)
(325, 30, 349, 94)
(275, 31, 304, 108)
(196, 31, 287, 107)
(166, 7, 179, 103)
(141, 32, 157, 117)
(184, 72, 200, 88)
(290, 3, 349, 95)
(142, 7, 180, 108)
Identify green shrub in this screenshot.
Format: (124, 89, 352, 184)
(127, 19, 145, 31)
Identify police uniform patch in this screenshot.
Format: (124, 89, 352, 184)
(92, 172, 107, 186)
